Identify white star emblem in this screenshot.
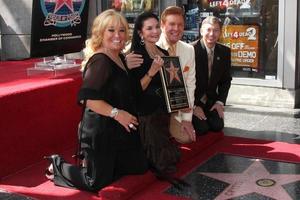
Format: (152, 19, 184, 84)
(200, 160, 300, 200)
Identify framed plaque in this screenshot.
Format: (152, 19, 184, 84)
(160, 56, 189, 113)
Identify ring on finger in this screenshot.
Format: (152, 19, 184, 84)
(129, 123, 134, 128)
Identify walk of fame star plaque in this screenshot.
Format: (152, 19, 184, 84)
(160, 56, 189, 113)
(165, 153, 300, 200)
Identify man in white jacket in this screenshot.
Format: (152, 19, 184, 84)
(157, 6, 196, 143)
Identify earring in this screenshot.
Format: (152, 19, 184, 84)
(140, 36, 144, 46)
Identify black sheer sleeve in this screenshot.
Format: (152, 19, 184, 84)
(78, 54, 112, 103)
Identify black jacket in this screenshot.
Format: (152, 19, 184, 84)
(191, 39, 232, 107)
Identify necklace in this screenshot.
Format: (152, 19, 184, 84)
(145, 43, 165, 59)
(96, 48, 126, 72)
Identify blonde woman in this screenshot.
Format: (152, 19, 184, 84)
(45, 9, 148, 192)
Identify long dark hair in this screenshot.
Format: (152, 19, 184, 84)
(130, 12, 159, 51)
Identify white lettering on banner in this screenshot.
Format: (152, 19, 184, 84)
(51, 33, 72, 37)
(232, 31, 239, 39)
(238, 32, 247, 37)
(40, 37, 57, 42)
(209, 1, 222, 7)
(223, 32, 232, 38)
(237, 51, 256, 58)
(63, 35, 81, 40)
(209, 0, 250, 8)
(231, 58, 242, 63)
(223, 28, 257, 40)
(242, 58, 254, 63)
(219, 24, 259, 68)
(40, 32, 81, 42)
(231, 43, 245, 49)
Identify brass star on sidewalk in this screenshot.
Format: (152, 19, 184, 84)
(166, 61, 181, 84)
(199, 160, 300, 200)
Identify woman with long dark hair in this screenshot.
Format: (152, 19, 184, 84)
(128, 12, 180, 174)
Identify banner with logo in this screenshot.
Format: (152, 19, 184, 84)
(219, 25, 259, 69)
(199, 0, 257, 10)
(30, 0, 89, 57)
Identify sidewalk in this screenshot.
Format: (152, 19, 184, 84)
(224, 104, 300, 144)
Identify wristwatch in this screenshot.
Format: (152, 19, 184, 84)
(110, 108, 119, 118)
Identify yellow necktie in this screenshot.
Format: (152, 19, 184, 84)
(168, 45, 176, 56)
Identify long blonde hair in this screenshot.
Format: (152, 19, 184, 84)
(81, 9, 129, 70)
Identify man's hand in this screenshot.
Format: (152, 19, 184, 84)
(193, 106, 207, 120)
(125, 52, 143, 69)
(181, 120, 196, 142)
(210, 103, 224, 118)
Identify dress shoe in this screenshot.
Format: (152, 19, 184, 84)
(43, 155, 59, 181)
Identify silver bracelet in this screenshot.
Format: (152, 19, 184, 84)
(110, 108, 119, 118)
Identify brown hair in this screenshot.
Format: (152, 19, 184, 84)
(160, 6, 184, 24)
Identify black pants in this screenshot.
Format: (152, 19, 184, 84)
(192, 103, 224, 135)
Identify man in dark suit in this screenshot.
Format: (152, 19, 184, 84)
(191, 16, 232, 135)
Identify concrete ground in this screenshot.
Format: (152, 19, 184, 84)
(224, 104, 300, 144)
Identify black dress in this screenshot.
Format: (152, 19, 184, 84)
(49, 53, 148, 192)
(130, 46, 180, 173)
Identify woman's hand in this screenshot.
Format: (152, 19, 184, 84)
(126, 52, 143, 69)
(85, 100, 138, 133)
(114, 109, 139, 132)
(148, 55, 164, 76)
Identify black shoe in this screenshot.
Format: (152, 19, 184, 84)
(43, 155, 60, 181)
(45, 167, 54, 180)
(43, 154, 60, 162)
